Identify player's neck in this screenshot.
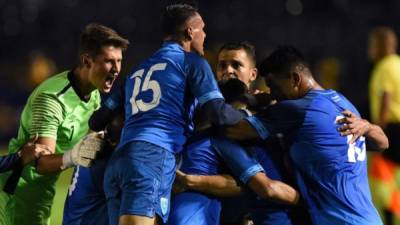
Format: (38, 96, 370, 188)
(72, 68, 94, 101)
(173, 39, 191, 53)
(300, 78, 324, 96)
(163, 37, 199, 55)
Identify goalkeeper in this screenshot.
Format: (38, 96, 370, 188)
(0, 23, 129, 225)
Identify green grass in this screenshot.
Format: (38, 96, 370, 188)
(50, 168, 73, 225)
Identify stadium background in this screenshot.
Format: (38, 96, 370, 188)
(0, 0, 399, 224)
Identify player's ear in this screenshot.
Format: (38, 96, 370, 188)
(292, 72, 301, 87)
(250, 68, 258, 83)
(185, 26, 194, 41)
(80, 53, 92, 68)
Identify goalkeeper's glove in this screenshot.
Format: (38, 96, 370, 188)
(61, 132, 104, 169)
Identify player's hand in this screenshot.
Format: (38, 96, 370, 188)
(173, 170, 189, 194)
(62, 132, 105, 169)
(337, 110, 371, 144)
(19, 134, 52, 165)
(174, 170, 202, 192)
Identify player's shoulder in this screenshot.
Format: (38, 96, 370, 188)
(35, 71, 71, 96)
(268, 90, 333, 118)
(184, 52, 209, 67)
(332, 91, 360, 116)
(303, 90, 339, 113)
(26, 71, 70, 107)
(274, 94, 314, 113)
(309, 90, 360, 116)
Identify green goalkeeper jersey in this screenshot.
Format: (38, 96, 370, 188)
(0, 70, 100, 225)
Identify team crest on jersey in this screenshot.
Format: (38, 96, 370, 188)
(160, 197, 169, 215)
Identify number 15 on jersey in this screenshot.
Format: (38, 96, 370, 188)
(129, 63, 166, 115)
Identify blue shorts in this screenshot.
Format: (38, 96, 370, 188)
(167, 192, 221, 225)
(104, 141, 176, 224)
(63, 166, 108, 225)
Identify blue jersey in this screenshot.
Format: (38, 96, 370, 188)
(180, 132, 221, 176)
(167, 192, 221, 225)
(179, 134, 292, 225)
(119, 41, 223, 153)
(247, 89, 382, 225)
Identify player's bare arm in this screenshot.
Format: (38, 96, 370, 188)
(248, 172, 300, 205)
(174, 170, 243, 197)
(19, 137, 52, 166)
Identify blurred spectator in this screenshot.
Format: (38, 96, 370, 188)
(368, 26, 400, 225)
(28, 51, 57, 87)
(315, 57, 341, 90)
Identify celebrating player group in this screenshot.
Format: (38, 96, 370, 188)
(0, 3, 389, 225)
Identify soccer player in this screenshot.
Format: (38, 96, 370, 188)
(216, 41, 257, 87)
(0, 23, 129, 225)
(221, 46, 388, 225)
(168, 42, 297, 225)
(103, 4, 247, 225)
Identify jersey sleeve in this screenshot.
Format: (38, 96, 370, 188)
(29, 93, 64, 139)
(0, 153, 21, 173)
(186, 55, 223, 105)
(245, 100, 306, 140)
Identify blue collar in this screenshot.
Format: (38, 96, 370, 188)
(162, 41, 184, 51)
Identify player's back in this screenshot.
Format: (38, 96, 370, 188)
(289, 90, 381, 225)
(119, 41, 220, 153)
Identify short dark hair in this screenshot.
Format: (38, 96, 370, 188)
(218, 41, 257, 66)
(161, 4, 198, 38)
(258, 46, 308, 78)
(79, 23, 129, 58)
